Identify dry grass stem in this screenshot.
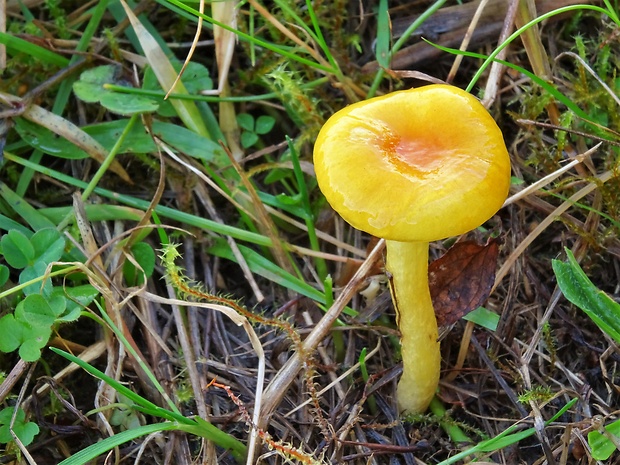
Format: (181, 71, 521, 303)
(260, 239, 386, 426)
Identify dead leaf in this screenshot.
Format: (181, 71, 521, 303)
(429, 239, 499, 327)
(336, 236, 384, 286)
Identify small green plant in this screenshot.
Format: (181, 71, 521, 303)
(0, 228, 98, 361)
(1, 228, 65, 296)
(518, 385, 554, 404)
(236, 112, 275, 148)
(109, 394, 145, 432)
(0, 294, 75, 361)
(0, 406, 39, 447)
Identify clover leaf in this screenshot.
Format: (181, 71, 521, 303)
(0, 407, 39, 446)
(1, 230, 34, 269)
(236, 113, 276, 148)
(73, 65, 159, 115)
(0, 295, 55, 362)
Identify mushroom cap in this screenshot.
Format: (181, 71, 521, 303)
(314, 84, 511, 242)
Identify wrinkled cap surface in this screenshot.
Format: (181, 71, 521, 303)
(313, 84, 511, 242)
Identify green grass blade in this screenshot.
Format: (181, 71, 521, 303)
(56, 418, 246, 465)
(51, 348, 247, 463)
(209, 237, 357, 317)
(39, 205, 144, 224)
(303, 0, 340, 71)
(0, 214, 33, 236)
(424, 40, 592, 122)
(93, 300, 182, 415)
(0, 182, 55, 231)
(286, 136, 327, 281)
(375, 0, 391, 69)
(52, 345, 210, 428)
(185, 416, 247, 462)
(57, 422, 183, 465)
(428, 397, 471, 444)
(462, 306, 499, 331)
(602, 0, 620, 23)
(271, 0, 340, 73)
(208, 237, 328, 305)
(367, 0, 448, 97)
(553, 248, 620, 344)
(274, 0, 323, 46)
(49, 347, 180, 420)
(588, 418, 620, 460)
(437, 398, 577, 464)
(0, 32, 69, 66)
(81, 114, 138, 201)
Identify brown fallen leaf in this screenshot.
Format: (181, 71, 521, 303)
(336, 236, 384, 287)
(429, 239, 499, 327)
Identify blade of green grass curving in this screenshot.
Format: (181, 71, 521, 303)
(92, 300, 182, 415)
(57, 422, 183, 465)
(303, 0, 340, 72)
(286, 136, 327, 281)
(0, 215, 33, 236)
(367, 0, 448, 97)
(50, 348, 184, 421)
(51, 347, 247, 463)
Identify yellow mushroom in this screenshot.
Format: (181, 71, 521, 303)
(313, 84, 511, 413)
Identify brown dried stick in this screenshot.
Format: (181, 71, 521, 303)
(363, 0, 595, 71)
(258, 239, 386, 429)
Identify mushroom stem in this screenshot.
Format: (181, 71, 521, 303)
(385, 240, 440, 413)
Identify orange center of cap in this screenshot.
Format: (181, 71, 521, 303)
(385, 134, 452, 177)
